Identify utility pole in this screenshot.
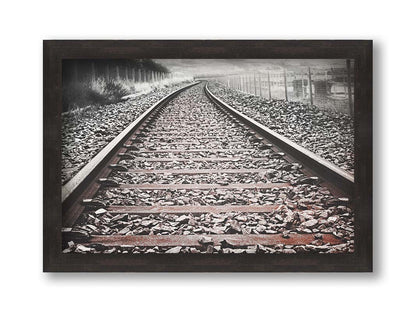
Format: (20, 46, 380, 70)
(308, 66, 313, 105)
(346, 59, 353, 115)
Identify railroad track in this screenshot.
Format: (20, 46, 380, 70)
(62, 82, 355, 254)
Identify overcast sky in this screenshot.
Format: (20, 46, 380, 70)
(155, 59, 349, 76)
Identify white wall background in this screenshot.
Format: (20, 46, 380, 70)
(0, 0, 413, 311)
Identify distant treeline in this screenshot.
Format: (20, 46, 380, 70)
(63, 59, 169, 84)
(62, 59, 171, 112)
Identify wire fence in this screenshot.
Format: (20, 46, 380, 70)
(209, 60, 354, 116)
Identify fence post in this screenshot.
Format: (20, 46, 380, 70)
(302, 73, 305, 98)
(308, 66, 313, 105)
(254, 73, 257, 95)
(125, 66, 128, 81)
(267, 72, 271, 99)
(258, 73, 262, 97)
(283, 68, 288, 101)
(132, 67, 136, 82)
(325, 70, 329, 93)
(346, 59, 353, 115)
(116, 65, 120, 81)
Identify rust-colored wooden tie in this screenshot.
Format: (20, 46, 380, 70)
(94, 204, 280, 214)
(132, 148, 255, 153)
(111, 182, 291, 190)
(125, 168, 271, 174)
(86, 234, 343, 247)
(127, 157, 270, 162)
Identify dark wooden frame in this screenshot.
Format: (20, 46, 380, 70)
(44, 40, 372, 272)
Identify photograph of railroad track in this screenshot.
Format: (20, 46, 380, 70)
(60, 57, 355, 256)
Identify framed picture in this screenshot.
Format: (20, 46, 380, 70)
(44, 40, 372, 272)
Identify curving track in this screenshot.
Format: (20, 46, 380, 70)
(62, 82, 354, 254)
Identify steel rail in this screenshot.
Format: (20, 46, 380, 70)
(204, 84, 354, 197)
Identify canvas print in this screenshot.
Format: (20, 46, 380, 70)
(61, 58, 355, 255)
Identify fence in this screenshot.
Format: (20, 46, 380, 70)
(210, 60, 354, 116)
